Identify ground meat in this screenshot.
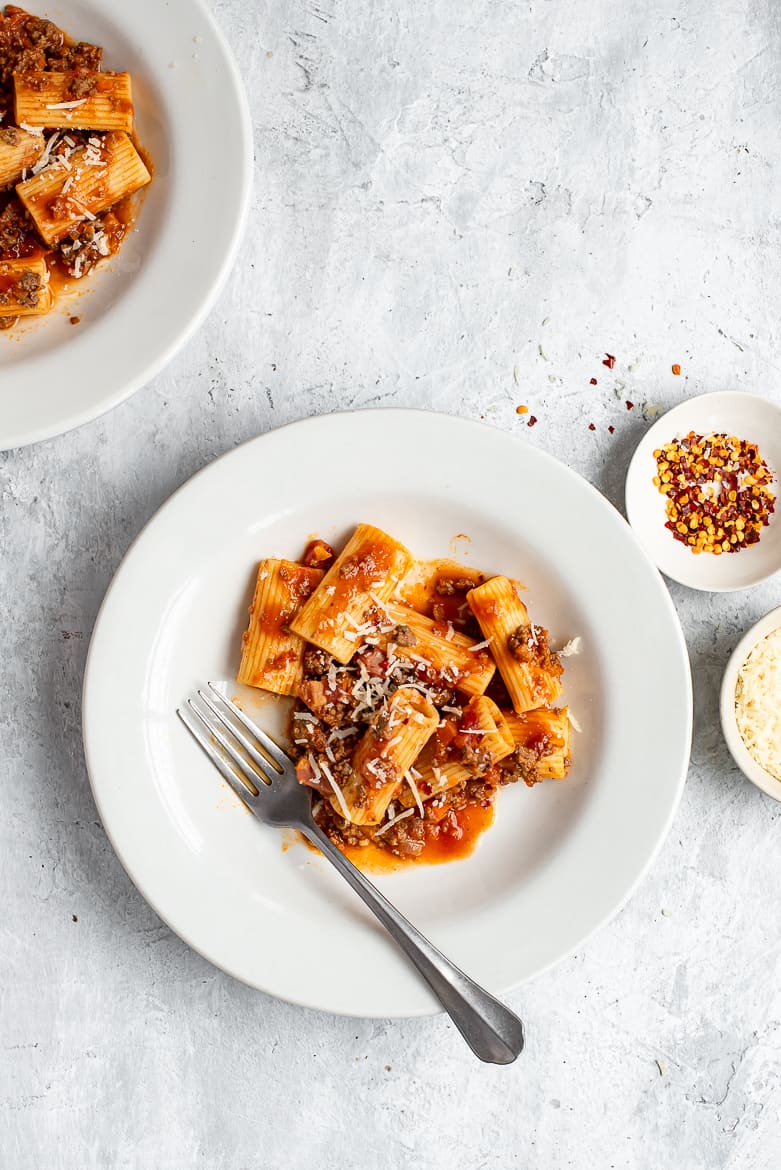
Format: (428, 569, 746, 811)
(24, 16, 62, 49)
(371, 708, 391, 739)
(0, 126, 21, 146)
(53, 40, 102, 72)
(390, 624, 416, 647)
(507, 623, 563, 678)
(66, 70, 97, 98)
(302, 646, 331, 679)
(13, 267, 40, 306)
(500, 745, 541, 787)
(382, 813, 425, 858)
(435, 576, 478, 596)
(0, 10, 101, 99)
(58, 217, 115, 278)
(460, 742, 492, 773)
(0, 198, 34, 255)
(296, 678, 353, 728)
(289, 711, 329, 755)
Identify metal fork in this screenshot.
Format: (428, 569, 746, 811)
(178, 683, 525, 1064)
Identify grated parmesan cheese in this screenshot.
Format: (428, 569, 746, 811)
(559, 637, 582, 657)
(735, 627, 781, 781)
(46, 98, 88, 110)
(375, 807, 414, 836)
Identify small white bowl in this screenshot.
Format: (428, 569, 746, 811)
(720, 606, 781, 801)
(625, 392, 781, 591)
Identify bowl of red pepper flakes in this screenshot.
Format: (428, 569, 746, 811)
(625, 392, 781, 591)
(653, 432, 775, 555)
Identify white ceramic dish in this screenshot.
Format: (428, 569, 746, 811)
(720, 605, 781, 802)
(0, 0, 252, 451)
(625, 392, 781, 592)
(83, 410, 692, 1018)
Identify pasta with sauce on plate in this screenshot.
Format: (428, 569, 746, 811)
(0, 5, 151, 329)
(237, 524, 575, 867)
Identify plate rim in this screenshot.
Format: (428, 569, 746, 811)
(82, 408, 693, 1017)
(1, 0, 254, 451)
(625, 390, 781, 593)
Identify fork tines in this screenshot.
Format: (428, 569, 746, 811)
(177, 684, 288, 807)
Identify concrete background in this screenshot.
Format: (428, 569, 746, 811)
(2, 0, 781, 1165)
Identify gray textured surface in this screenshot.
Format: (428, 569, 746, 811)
(2, 0, 781, 1166)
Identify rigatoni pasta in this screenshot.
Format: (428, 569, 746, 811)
(0, 126, 44, 186)
(289, 523, 412, 664)
(14, 71, 134, 133)
(17, 131, 151, 246)
(336, 687, 439, 825)
(235, 523, 577, 867)
(503, 708, 572, 780)
(0, 257, 52, 316)
(237, 560, 323, 696)
(380, 601, 495, 697)
(467, 576, 563, 713)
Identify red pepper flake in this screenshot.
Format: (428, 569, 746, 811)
(527, 415, 537, 427)
(608, 425, 615, 434)
(589, 377, 598, 386)
(516, 404, 529, 415)
(653, 432, 775, 554)
(672, 363, 681, 376)
(69, 315, 80, 325)
(626, 400, 634, 410)
(602, 353, 616, 369)
(588, 423, 596, 431)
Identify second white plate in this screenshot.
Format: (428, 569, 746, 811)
(83, 411, 692, 1017)
(0, 0, 253, 450)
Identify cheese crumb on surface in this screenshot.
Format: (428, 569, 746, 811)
(735, 627, 781, 781)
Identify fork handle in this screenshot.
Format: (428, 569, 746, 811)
(300, 822, 524, 1064)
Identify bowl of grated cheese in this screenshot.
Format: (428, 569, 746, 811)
(721, 606, 781, 800)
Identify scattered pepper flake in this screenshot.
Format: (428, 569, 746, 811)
(527, 415, 537, 427)
(672, 364, 681, 376)
(626, 400, 634, 410)
(652, 431, 775, 555)
(589, 377, 598, 386)
(608, 425, 615, 434)
(69, 315, 80, 325)
(516, 404, 528, 415)
(602, 353, 616, 369)
(588, 422, 596, 431)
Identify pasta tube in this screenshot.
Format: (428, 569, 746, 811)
(14, 72, 134, 133)
(467, 576, 562, 713)
(382, 601, 495, 697)
(0, 125, 44, 186)
(16, 131, 151, 246)
(502, 707, 572, 779)
(290, 524, 412, 664)
(238, 559, 324, 696)
(336, 686, 439, 825)
(0, 257, 52, 317)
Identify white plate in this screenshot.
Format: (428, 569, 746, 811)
(625, 392, 781, 592)
(83, 411, 692, 1018)
(720, 606, 781, 801)
(0, 0, 252, 450)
